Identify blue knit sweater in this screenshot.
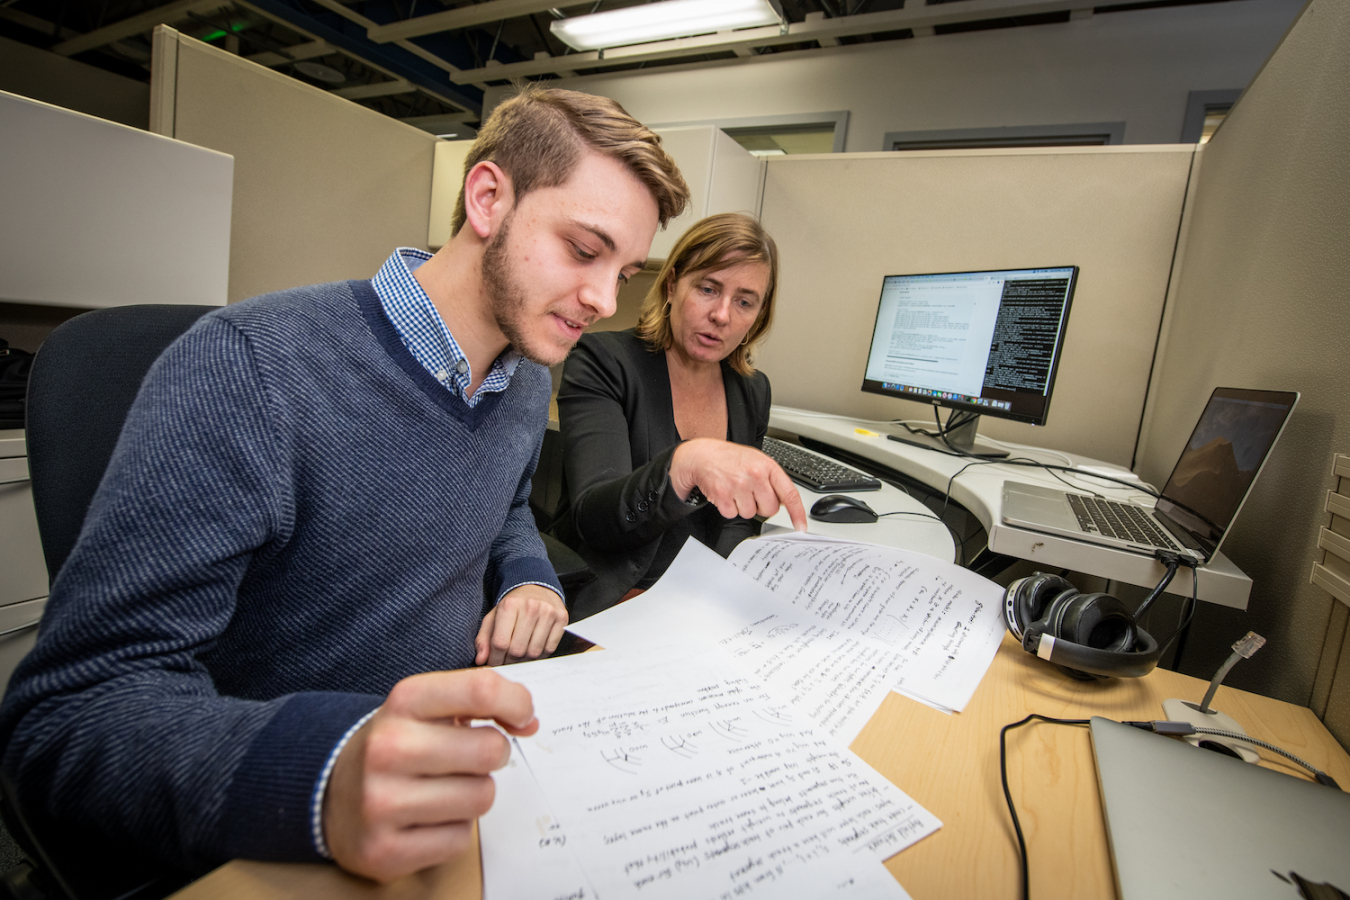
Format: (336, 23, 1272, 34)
(0, 280, 561, 875)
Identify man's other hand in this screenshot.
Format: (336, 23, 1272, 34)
(474, 583, 568, 666)
(322, 668, 538, 883)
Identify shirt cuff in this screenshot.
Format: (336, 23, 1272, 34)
(311, 708, 380, 859)
(491, 555, 564, 605)
(493, 580, 565, 606)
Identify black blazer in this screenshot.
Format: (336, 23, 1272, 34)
(551, 329, 770, 620)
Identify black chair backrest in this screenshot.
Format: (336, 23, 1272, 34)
(25, 305, 215, 584)
(9, 305, 213, 900)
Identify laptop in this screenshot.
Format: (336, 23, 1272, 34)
(1001, 387, 1299, 562)
(1090, 716, 1350, 899)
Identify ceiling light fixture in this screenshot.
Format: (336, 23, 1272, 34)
(550, 0, 784, 52)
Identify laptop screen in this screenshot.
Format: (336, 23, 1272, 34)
(1155, 387, 1298, 557)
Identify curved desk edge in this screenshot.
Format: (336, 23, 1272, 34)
(768, 406, 1252, 610)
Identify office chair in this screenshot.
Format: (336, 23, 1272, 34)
(25, 305, 217, 584)
(4, 304, 216, 900)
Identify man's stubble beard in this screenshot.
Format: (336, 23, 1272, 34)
(482, 213, 573, 368)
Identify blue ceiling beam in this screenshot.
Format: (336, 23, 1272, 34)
(244, 0, 488, 115)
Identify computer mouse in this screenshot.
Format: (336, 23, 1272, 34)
(810, 494, 879, 524)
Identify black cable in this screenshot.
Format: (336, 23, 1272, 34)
(1132, 554, 1182, 622)
(876, 510, 944, 522)
(1156, 563, 1199, 658)
(1000, 715, 1092, 900)
(903, 426, 1162, 502)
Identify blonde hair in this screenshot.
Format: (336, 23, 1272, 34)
(450, 84, 689, 236)
(635, 213, 779, 377)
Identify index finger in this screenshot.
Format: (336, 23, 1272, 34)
(487, 601, 522, 667)
(387, 669, 538, 735)
(770, 466, 808, 532)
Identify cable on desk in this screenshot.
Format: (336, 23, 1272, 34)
(876, 510, 944, 522)
(976, 436, 1076, 467)
(869, 509, 975, 566)
(1000, 715, 1092, 900)
(890, 412, 1078, 467)
(930, 447, 1161, 519)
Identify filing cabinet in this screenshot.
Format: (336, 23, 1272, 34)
(0, 430, 48, 695)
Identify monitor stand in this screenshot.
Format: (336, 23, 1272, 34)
(886, 413, 1010, 459)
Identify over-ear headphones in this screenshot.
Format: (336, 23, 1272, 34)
(1002, 572, 1161, 680)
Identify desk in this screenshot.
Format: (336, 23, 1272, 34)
(170, 634, 1350, 900)
(769, 406, 1255, 610)
(761, 441, 957, 562)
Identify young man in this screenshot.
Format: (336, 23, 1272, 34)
(0, 86, 689, 887)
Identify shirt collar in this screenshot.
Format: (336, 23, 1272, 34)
(371, 248, 523, 405)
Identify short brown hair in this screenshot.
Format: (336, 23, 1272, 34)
(635, 213, 779, 377)
(450, 84, 689, 236)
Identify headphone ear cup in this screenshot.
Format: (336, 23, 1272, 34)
(1044, 591, 1138, 681)
(1052, 592, 1137, 653)
(1003, 573, 1076, 641)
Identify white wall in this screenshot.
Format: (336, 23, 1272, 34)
(489, 0, 1302, 150)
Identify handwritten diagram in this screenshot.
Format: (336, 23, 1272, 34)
(601, 747, 645, 774)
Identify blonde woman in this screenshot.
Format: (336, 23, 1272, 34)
(551, 213, 805, 620)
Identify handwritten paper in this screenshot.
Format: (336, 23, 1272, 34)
(488, 647, 931, 900)
(728, 534, 1007, 713)
(568, 541, 903, 743)
(481, 737, 595, 900)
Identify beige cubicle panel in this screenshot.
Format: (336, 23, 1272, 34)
(150, 26, 437, 304)
(427, 140, 474, 251)
(1130, 0, 1350, 722)
(756, 145, 1194, 467)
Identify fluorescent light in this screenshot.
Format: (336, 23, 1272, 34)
(550, 0, 783, 52)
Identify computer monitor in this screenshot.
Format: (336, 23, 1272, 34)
(861, 266, 1078, 457)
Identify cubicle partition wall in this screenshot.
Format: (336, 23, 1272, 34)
(1131, 0, 1350, 733)
(755, 145, 1194, 467)
(0, 89, 233, 310)
(149, 26, 438, 304)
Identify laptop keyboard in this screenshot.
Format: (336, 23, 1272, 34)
(1067, 493, 1182, 550)
(762, 437, 882, 492)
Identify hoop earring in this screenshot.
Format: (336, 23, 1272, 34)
(740, 334, 751, 346)
(662, 299, 671, 317)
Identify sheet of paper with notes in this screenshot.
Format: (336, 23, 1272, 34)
(483, 646, 928, 900)
(727, 533, 1008, 713)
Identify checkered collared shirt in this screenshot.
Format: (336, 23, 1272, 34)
(372, 248, 523, 406)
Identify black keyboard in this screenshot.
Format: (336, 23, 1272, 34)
(1067, 493, 1181, 550)
(762, 437, 882, 492)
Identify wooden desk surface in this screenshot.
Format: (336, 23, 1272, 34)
(173, 636, 1350, 900)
